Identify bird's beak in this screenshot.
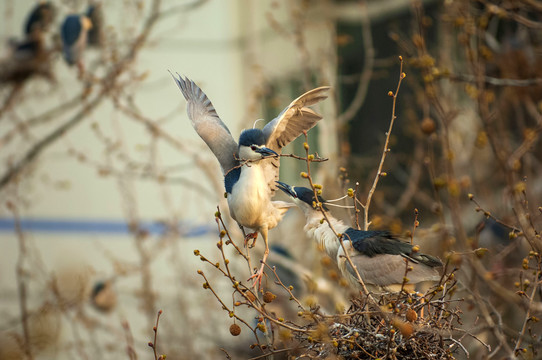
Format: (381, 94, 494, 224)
(255, 147, 278, 157)
(276, 181, 297, 198)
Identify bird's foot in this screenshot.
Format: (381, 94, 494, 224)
(244, 232, 258, 248)
(247, 263, 266, 291)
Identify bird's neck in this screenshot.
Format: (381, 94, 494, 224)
(303, 211, 349, 258)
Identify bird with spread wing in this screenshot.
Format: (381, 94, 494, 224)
(171, 74, 330, 289)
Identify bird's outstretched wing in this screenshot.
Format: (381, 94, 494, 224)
(262, 86, 330, 152)
(171, 73, 238, 174)
(261, 86, 330, 193)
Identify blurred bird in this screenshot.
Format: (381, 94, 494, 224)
(476, 218, 527, 277)
(266, 244, 303, 293)
(24, 2, 55, 36)
(86, 2, 103, 47)
(1, 3, 55, 85)
(1, 33, 53, 85)
(276, 182, 443, 288)
(171, 75, 330, 288)
(60, 14, 92, 67)
(90, 280, 117, 312)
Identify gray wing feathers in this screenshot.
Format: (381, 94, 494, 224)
(341, 248, 441, 286)
(263, 86, 330, 152)
(171, 73, 238, 174)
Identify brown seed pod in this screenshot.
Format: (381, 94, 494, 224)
(263, 291, 276, 303)
(245, 291, 256, 302)
(421, 117, 436, 135)
(229, 323, 241, 336)
(406, 309, 418, 322)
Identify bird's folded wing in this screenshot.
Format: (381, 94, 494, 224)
(262, 86, 330, 152)
(347, 230, 413, 257)
(61, 16, 83, 46)
(171, 73, 238, 174)
(342, 251, 440, 286)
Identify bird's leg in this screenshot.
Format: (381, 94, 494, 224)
(77, 60, 86, 79)
(248, 229, 269, 291)
(238, 223, 247, 237)
(245, 232, 258, 248)
(238, 223, 258, 248)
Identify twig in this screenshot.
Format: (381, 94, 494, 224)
(263, 262, 305, 310)
(449, 72, 542, 87)
(215, 207, 254, 272)
(0, 94, 104, 189)
(468, 194, 521, 232)
(148, 310, 164, 360)
(513, 269, 540, 354)
(447, 336, 469, 357)
(301, 132, 374, 300)
(336, 0, 374, 125)
(280, 152, 328, 162)
(8, 201, 33, 360)
(122, 321, 138, 360)
(361, 57, 405, 230)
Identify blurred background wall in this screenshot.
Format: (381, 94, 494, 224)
(1, 0, 542, 359)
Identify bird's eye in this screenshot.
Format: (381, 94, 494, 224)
(251, 145, 257, 151)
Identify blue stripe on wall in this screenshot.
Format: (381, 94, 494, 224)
(0, 218, 215, 237)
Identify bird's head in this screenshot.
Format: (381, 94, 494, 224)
(276, 181, 328, 213)
(238, 129, 278, 161)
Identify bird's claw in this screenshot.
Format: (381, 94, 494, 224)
(248, 263, 266, 291)
(244, 232, 258, 248)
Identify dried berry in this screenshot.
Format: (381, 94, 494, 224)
(229, 323, 241, 336)
(421, 117, 436, 135)
(406, 309, 418, 322)
(263, 291, 276, 303)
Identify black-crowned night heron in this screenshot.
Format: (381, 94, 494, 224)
(276, 182, 443, 288)
(24, 2, 55, 36)
(171, 75, 330, 288)
(90, 280, 117, 312)
(60, 14, 92, 66)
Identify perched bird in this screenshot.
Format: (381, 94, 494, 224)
(171, 75, 330, 288)
(24, 2, 55, 36)
(1, 2, 55, 85)
(60, 14, 92, 66)
(90, 280, 117, 312)
(1, 33, 53, 85)
(276, 182, 442, 288)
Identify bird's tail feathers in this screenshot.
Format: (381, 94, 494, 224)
(272, 200, 295, 213)
(413, 253, 443, 268)
(402, 252, 443, 269)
